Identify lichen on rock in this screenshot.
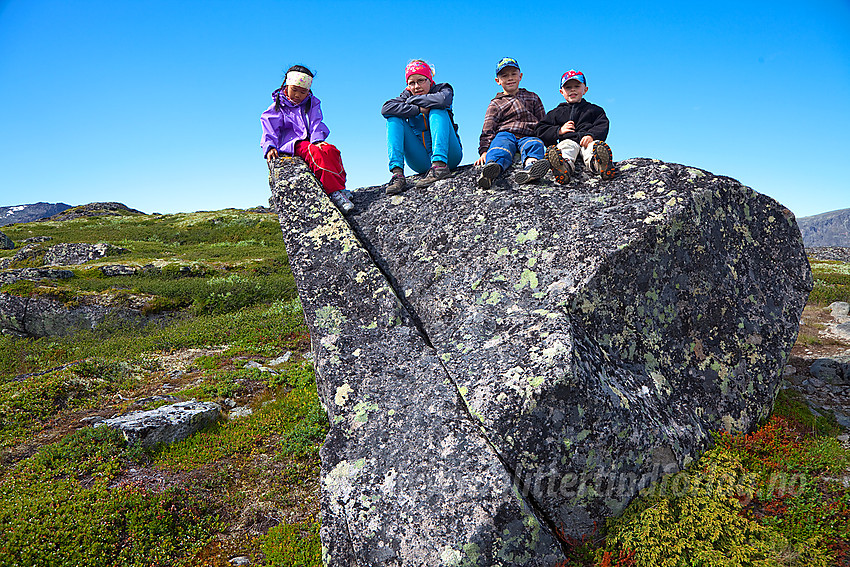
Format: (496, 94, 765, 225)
(270, 156, 811, 562)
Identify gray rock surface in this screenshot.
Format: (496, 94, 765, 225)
(43, 242, 129, 266)
(829, 301, 850, 323)
(269, 157, 564, 566)
(0, 268, 74, 286)
(270, 156, 811, 562)
(0, 231, 12, 250)
(807, 247, 850, 263)
(99, 400, 221, 447)
(0, 288, 150, 337)
(0, 243, 46, 269)
(100, 264, 137, 277)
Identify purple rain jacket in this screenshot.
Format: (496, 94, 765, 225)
(260, 91, 330, 158)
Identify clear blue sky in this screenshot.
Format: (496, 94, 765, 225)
(1, 0, 848, 218)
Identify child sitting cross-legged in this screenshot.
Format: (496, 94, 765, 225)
(535, 69, 615, 183)
(474, 57, 550, 189)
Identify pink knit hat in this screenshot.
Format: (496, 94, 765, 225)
(405, 60, 434, 82)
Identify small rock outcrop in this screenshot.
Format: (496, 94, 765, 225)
(45, 202, 145, 222)
(99, 401, 221, 446)
(269, 157, 811, 564)
(0, 231, 12, 250)
(0, 268, 74, 286)
(43, 242, 129, 266)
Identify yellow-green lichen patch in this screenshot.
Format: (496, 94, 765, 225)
(389, 195, 405, 205)
(315, 305, 346, 333)
(351, 400, 378, 424)
(486, 291, 502, 305)
(632, 191, 647, 199)
(335, 383, 353, 406)
(516, 228, 539, 244)
(304, 221, 356, 254)
(497, 247, 510, 256)
(514, 269, 539, 291)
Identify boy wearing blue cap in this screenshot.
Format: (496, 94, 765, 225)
(535, 70, 615, 183)
(474, 57, 549, 189)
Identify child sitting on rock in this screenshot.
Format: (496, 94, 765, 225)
(474, 57, 549, 189)
(535, 70, 615, 183)
(260, 65, 354, 213)
(381, 60, 463, 195)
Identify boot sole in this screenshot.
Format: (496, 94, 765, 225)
(478, 163, 501, 189)
(593, 142, 616, 180)
(547, 146, 572, 185)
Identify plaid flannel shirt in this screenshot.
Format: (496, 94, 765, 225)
(478, 88, 546, 155)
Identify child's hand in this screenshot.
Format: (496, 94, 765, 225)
(266, 148, 279, 161)
(580, 136, 594, 148)
(474, 152, 487, 166)
(419, 107, 430, 117)
(559, 121, 575, 135)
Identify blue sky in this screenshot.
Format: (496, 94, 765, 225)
(1, 0, 848, 218)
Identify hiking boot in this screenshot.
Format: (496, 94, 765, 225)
(514, 159, 550, 184)
(547, 146, 573, 185)
(415, 164, 451, 188)
(592, 141, 616, 180)
(329, 190, 354, 213)
(341, 188, 353, 199)
(386, 173, 407, 195)
(477, 162, 502, 189)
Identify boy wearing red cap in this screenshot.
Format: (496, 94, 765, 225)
(535, 70, 615, 183)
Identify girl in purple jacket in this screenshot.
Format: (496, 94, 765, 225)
(261, 65, 353, 213)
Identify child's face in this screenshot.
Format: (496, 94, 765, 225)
(560, 80, 588, 103)
(406, 74, 432, 96)
(285, 85, 310, 105)
(495, 67, 522, 95)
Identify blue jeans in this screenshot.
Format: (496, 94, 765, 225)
(485, 132, 545, 171)
(386, 108, 463, 174)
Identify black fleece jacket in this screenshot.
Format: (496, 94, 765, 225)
(534, 99, 609, 146)
(381, 82, 454, 118)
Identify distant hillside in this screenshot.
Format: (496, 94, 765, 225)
(0, 202, 72, 226)
(797, 208, 850, 247)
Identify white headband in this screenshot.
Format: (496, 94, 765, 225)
(285, 71, 313, 90)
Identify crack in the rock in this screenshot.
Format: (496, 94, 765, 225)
(344, 209, 569, 555)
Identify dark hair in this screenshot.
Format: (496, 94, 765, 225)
(273, 65, 315, 111)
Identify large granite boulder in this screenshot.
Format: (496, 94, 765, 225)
(269, 158, 564, 566)
(269, 156, 811, 564)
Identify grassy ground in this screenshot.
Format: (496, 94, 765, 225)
(0, 210, 323, 566)
(1, 211, 848, 566)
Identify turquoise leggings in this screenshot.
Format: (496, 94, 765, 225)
(386, 108, 463, 174)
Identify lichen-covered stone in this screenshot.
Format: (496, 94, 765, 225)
(99, 400, 221, 446)
(269, 157, 564, 566)
(271, 156, 811, 559)
(0, 287, 153, 337)
(343, 159, 811, 538)
(43, 242, 129, 266)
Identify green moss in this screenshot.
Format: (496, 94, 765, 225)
(257, 521, 322, 567)
(771, 389, 841, 436)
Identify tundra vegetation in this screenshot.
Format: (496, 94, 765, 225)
(0, 209, 847, 566)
